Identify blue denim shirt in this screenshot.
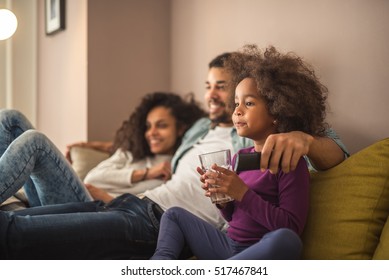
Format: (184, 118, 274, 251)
(171, 117, 349, 173)
(305, 127, 349, 171)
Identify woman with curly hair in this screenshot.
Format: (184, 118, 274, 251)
(83, 92, 206, 202)
(0, 92, 204, 208)
(151, 45, 328, 260)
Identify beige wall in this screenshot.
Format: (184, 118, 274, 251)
(10, 0, 389, 155)
(170, 0, 389, 154)
(36, 0, 171, 151)
(38, 0, 88, 151)
(0, 0, 37, 125)
(87, 0, 171, 141)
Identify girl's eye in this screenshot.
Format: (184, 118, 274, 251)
(234, 102, 239, 108)
(246, 101, 254, 106)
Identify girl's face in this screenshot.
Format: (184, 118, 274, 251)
(233, 78, 276, 145)
(145, 106, 180, 155)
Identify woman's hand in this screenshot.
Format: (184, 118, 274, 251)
(196, 164, 249, 201)
(147, 161, 172, 181)
(85, 184, 114, 203)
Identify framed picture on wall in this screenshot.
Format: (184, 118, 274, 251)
(45, 0, 65, 35)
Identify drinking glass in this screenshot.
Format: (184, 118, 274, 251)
(198, 149, 234, 204)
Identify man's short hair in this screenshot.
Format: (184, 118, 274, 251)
(208, 52, 232, 68)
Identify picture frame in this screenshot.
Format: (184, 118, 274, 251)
(45, 0, 65, 35)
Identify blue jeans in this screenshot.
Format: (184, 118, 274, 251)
(0, 109, 160, 259)
(151, 207, 303, 260)
(0, 194, 161, 259)
(0, 109, 92, 206)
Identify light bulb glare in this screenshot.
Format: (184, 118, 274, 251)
(0, 9, 18, 40)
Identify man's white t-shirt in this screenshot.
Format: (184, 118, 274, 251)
(144, 126, 233, 229)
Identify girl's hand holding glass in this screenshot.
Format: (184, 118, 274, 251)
(197, 164, 249, 202)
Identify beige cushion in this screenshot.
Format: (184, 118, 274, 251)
(301, 138, 389, 259)
(0, 189, 28, 210)
(70, 146, 109, 180)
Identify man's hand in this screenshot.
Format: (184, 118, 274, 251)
(261, 131, 314, 174)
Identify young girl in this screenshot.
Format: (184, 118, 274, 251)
(151, 45, 329, 260)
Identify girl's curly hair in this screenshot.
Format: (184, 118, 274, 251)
(225, 44, 328, 136)
(111, 92, 206, 161)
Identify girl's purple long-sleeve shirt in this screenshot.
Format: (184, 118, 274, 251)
(220, 146, 310, 244)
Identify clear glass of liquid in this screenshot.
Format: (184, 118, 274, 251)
(198, 149, 234, 204)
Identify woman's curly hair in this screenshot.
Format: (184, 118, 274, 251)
(225, 44, 328, 136)
(111, 92, 206, 161)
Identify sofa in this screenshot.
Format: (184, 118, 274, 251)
(69, 137, 389, 259)
(1, 138, 388, 259)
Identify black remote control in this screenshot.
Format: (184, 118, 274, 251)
(234, 152, 261, 172)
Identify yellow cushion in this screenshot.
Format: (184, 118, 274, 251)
(373, 217, 389, 259)
(301, 138, 389, 259)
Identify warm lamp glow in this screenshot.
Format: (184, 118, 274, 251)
(0, 9, 18, 40)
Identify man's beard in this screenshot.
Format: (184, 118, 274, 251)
(210, 111, 233, 126)
(208, 98, 233, 127)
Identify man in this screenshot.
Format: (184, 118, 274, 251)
(0, 52, 348, 259)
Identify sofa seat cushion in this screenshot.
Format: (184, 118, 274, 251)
(301, 138, 389, 259)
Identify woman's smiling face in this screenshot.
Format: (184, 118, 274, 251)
(145, 106, 179, 155)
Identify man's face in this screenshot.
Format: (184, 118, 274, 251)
(205, 67, 233, 127)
